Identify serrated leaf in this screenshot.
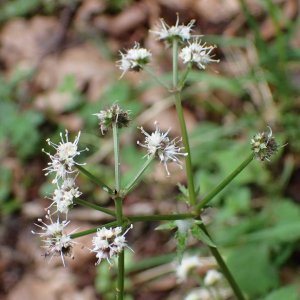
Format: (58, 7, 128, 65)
(191, 225, 216, 247)
(155, 221, 177, 231)
(174, 195, 189, 202)
(177, 233, 188, 263)
(177, 183, 189, 197)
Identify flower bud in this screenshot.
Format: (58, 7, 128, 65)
(251, 127, 282, 162)
(93, 104, 131, 135)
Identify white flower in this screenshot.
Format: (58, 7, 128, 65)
(185, 288, 232, 300)
(117, 42, 151, 78)
(42, 130, 88, 185)
(204, 269, 223, 286)
(91, 225, 133, 266)
(158, 137, 188, 176)
(175, 255, 202, 283)
(138, 121, 188, 176)
(137, 121, 171, 155)
(179, 39, 219, 70)
(31, 212, 78, 266)
(150, 13, 198, 43)
(47, 174, 82, 215)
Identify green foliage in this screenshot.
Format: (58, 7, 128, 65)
(263, 285, 298, 300)
(226, 243, 279, 297)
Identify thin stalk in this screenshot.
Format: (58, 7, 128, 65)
(172, 39, 196, 207)
(73, 198, 116, 217)
(71, 221, 118, 239)
(76, 165, 113, 195)
(195, 153, 255, 212)
(140, 64, 170, 90)
(113, 123, 121, 192)
(115, 197, 125, 300)
(178, 62, 192, 91)
(128, 213, 196, 223)
(112, 122, 125, 300)
(124, 154, 155, 193)
(172, 39, 246, 300)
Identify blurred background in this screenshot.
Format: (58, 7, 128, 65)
(0, 0, 300, 299)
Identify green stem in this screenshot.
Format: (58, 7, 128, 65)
(172, 39, 179, 87)
(128, 213, 196, 223)
(71, 221, 118, 239)
(178, 62, 192, 91)
(112, 122, 125, 300)
(140, 64, 170, 90)
(76, 165, 113, 195)
(198, 223, 246, 300)
(195, 153, 255, 212)
(171, 39, 246, 300)
(115, 197, 125, 300)
(172, 39, 196, 207)
(174, 93, 197, 206)
(73, 198, 116, 217)
(124, 154, 155, 193)
(113, 123, 121, 192)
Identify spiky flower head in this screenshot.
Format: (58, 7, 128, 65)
(137, 121, 188, 176)
(46, 174, 81, 215)
(42, 130, 88, 185)
(179, 39, 219, 70)
(251, 127, 282, 162)
(150, 13, 199, 46)
(31, 212, 78, 266)
(91, 225, 133, 266)
(93, 103, 131, 135)
(117, 42, 151, 78)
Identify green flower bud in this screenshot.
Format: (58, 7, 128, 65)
(250, 127, 282, 162)
(93, 104, 131, 135)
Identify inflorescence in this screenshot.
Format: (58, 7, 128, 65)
(93, 103, 131, 135)
(251, 127, 285, 162)
(137, 121, 188, 176)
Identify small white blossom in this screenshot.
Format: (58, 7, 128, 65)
(42, 130, 88, 185)
(158, 137, 188, 176)
(204, 269, 223, 286)
(117, 42, 151, 78)
(138, 121, 188, 176)
(150, 13, 198, 43)
(91, 225, 133, 266)
(179, 39, 219, 70)
(47, 174, 82, 215)
(137, 121, 171, 155)
(175, 255, 202, 283)
(31, 212, 78, 266)
(185, 288, 232, 300)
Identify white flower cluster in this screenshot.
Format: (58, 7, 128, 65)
(137, 121, 188, 176)
(42, 130, 88, 215)
(117, 42, 152, 78)
(91, 225, 133, 266)
(150, 13, 197, 42)
(33, 130, 88, 265)
(31, 212, 78, 266)
(43, 130, 88, 185)
(179, 39, 220, 70)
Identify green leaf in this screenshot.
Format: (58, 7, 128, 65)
(155, 221, 177, 231)
(263, 285, 299, 300)
(191, 225, 216, 247)
(177, 233, 188, 263)
(226, 244, 279, 297)
(177, 183, 189, 197)
(174, 195, 189, 203)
